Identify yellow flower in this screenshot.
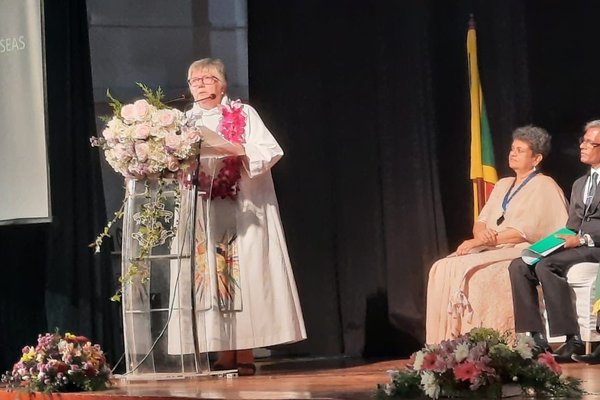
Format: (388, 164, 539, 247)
(20, 348, 36, 363)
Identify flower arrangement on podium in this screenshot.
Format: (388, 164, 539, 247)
(2, 332, 111, 393)
(90, 83, 200, 301)
(90, 84, 248, 301)
(375, 328, 582, 399)
(90, 83, 200, 179)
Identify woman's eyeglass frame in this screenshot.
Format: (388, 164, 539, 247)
(187, 76, 220, 86)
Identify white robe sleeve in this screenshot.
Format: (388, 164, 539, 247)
(241, 105, 283, 178)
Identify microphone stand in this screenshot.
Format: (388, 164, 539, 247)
(189, 136, 204, 372)
(184, 97, 216, 372)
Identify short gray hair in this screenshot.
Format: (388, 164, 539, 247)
(512, 125, 551, 158)
(584, 120, 600, 132)
(187, 58, 227, 84)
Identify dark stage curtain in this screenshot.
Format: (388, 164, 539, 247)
(0, 0, 121, 370)
(248, 1, 450, 357)
(247, 0, 577, 357)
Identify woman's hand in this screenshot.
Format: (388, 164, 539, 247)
(456, 238, 483, 256)
(473, 228, 498, 246)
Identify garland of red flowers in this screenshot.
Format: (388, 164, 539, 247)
(200, 99, 246, 199)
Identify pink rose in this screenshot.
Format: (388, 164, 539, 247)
(102, 128, 116, 142)
(184, 129, 201, 144)
(135, 142, 150, 161)
(113, 144, 132, 161)
(120, 104, 136, 121)
(134, 124, 151, 140)
(133, 100, 150, 120)
(165, 132, 182, 149)
(167, 156, 180, 171)
(157, 109, 176, 127)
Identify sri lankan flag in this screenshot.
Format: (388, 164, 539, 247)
(467, 16, 497, 220)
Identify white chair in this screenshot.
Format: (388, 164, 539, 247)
(542, 262, 600, 353)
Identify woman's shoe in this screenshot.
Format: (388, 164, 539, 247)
(212, 362, 236, 371)
(236, 363, 256, 376)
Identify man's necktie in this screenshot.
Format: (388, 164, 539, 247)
(585, 172, 598, 215)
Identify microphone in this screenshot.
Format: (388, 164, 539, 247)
(165, 93, 217, 106)
(193, 94, 216, 103)
(164, 94, 187, 104)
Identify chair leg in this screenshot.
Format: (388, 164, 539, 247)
(586, 341, 592, 355)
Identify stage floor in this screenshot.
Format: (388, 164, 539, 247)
(2, 356, 600, 399)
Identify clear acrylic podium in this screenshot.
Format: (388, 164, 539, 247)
(120, 177, 211, 380)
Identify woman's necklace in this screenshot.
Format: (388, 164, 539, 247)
(496, 171, 539, 225)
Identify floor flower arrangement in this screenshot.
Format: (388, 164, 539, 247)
(2, 332, 111, 393)
(375, 328, 583, 399)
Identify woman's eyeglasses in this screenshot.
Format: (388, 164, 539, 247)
(579, 137, 600, 148)
(187, 76, 219, 86)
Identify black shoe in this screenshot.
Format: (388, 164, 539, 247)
(552, 336, 585, 363)
(572, 344, 600, 364)
(531, 332, 551, 354)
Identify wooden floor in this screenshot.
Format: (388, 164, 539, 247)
(2, 357, 600, 399)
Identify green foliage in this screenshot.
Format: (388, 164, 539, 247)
(105, 89, 122, 119)
(375, 370, 423, 399)
(467, 327, 507, 346)
(136, 82, 165, 109)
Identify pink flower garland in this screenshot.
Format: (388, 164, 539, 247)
(200, 99, 246, 199)
(217, 100, 246, 144)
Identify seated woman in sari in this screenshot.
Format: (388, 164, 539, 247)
(426, 125, 568, 344)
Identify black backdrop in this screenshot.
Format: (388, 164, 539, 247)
(247, 0, 600, 356)
(0, 0, 120, 371)
(3, 0, 600, 370)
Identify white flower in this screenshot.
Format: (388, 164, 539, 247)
(386, 369, 400, 380)
(413, 350, 425, 371)
(515, 334, 535, 359)
(421, 371, 441, 399)
(453, 343, 470, 362)
(383, 383, 395, 396)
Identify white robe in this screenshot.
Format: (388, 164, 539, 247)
(168, 97, 306, 353)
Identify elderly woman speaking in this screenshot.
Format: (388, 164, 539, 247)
(169, 58, 306, 375)
(426, 125, 568, 344)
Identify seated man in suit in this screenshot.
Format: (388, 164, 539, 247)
(509, 119, 600, 363)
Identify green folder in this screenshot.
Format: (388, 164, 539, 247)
(521, 227, 576, 265)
